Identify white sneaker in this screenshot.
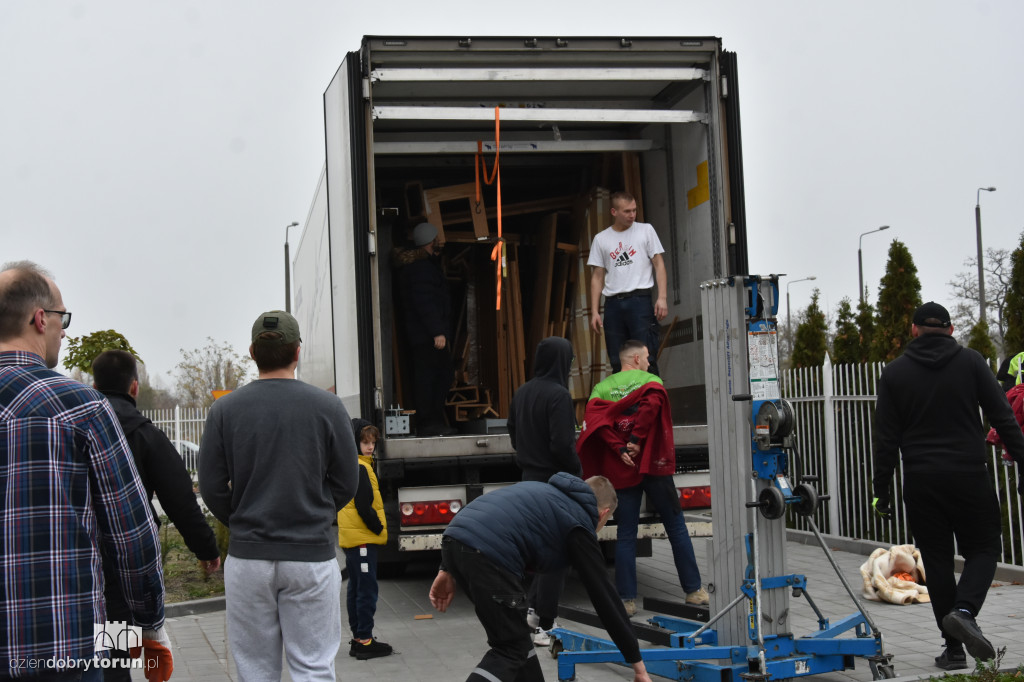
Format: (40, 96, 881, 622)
(532, 627, 551, 647)
(526, 608, 540, 629)
(622, 599, 637, 616)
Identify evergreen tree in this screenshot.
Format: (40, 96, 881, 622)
(1004, 231, 1024, 356)
(831, 298, 860, 364)
(967, 319, 997, 372)
(870, 240, 922, 362)
(855, 298, 875, 362)
(792, 289, 828, 368)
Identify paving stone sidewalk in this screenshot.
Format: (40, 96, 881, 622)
(142, 534, 1024, 681)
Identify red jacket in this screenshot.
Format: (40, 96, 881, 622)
(577, 382, 675, 489)
(987, 383, 1024, 461)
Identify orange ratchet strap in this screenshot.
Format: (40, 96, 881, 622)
(474, 107, 504, 310)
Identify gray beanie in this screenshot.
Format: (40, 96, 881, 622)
(412, 222, 438, 247)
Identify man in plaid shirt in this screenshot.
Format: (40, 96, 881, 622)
(0, 261, 170, 681)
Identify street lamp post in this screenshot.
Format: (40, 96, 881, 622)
(858, 225, 891, 304)
(976, 187, 996, 327)
(284, 221, 299, 312)
(786, 276, 817, 354)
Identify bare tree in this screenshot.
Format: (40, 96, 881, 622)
(174, 338, 253, 409)
(947, 247, 1011, 353)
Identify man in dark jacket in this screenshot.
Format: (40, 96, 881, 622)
(509, 336, 581, 482)
(429, 473, 652, 682)
(873, 302, 1024, 670)
(92, 349, 221, 680)
(508, 336, 581, 645)
(400, 222, 455, 436)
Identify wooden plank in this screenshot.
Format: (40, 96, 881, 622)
(526, 214, 558, 365)
(621, 151, 645, 221)
(549, 250, 569, 340)
(508, 244, 527, 389)
(432, 194, 576, 227)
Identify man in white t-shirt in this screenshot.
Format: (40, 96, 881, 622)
(588, 192, 668, 375)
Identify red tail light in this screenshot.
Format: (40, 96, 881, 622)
(400, 499, 462, 526)
(679, 485, 711, 509)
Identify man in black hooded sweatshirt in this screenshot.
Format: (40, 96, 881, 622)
(92, 349, 221, 680)
(873, 301, 1024, 670)
(507, 336, 582, 645)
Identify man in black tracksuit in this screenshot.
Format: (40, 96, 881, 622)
(507, 336, 582, 645)
(428, 473, 651, 682)
(873, 302, 1024, 670)
(93, 350, 221, 680)
(508, 336, 580, 482)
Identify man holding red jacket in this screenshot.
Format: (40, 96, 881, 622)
(577, 339, 707, 616)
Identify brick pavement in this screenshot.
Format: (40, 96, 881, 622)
(139, 532, 1024, 681)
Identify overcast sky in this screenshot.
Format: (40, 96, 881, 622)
(2, 0, 1021, 387)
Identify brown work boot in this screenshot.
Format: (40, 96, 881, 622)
(685, 587, 710, 605)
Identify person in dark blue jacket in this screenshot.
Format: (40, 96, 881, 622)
(428, 473, 651, 682)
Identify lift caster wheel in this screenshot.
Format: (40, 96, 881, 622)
(548, 638, 563, 659)
(868, 654, 896, 679)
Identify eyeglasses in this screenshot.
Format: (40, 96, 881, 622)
(33, 310, 72, 330)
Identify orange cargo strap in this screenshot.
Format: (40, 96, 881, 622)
(475, 107, 504, 310)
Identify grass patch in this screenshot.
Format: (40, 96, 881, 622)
(931, 655, 1023, 682)
(159, 516, 225, 604)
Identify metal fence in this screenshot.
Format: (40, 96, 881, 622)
(142, 405, 207, 476)
(783, 357, 1024, 567)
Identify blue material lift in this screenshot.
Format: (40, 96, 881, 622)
(550, 276, 896, 681)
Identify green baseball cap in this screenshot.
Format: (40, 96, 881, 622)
(251, 310, 301, 344)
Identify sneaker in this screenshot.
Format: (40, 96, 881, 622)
(942, 610, 995, 662)
(935, 646, 968, 671)
(532, 626, 557, 647)
(526, 608, 540, 629)
(685, 587, 710, 606)
(352, 637, 394, 660)
(622, 599, 637, 617)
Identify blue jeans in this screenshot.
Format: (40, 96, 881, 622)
(603, 293, 661, 375)
(614, 475, 701, 599)
(343, 545, 380, 639)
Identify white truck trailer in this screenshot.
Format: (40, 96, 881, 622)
(293, 35, 748, 568)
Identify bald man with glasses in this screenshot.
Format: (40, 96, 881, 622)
(0, 261, 171, 681)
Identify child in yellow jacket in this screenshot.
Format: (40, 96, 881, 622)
(338, 419, 392, 660)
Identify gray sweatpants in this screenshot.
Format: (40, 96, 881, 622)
(224, 556, 342, 682)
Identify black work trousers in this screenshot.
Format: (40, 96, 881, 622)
(411, 343, 453, 431)
(441, 537, 544, 682)
(903, 471, 1002, 644)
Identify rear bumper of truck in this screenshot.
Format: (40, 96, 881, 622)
(397, 518, 713, 552)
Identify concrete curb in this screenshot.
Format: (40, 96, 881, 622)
(786, 529, 1024, 583)
(166, 596, 225, 618)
